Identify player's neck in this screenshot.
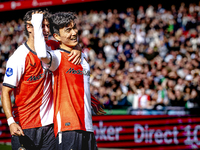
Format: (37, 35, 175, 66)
(60, 44, 73, 52)
(27, 37, 35, 52)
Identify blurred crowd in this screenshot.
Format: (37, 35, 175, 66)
(1, 2, 200, 111)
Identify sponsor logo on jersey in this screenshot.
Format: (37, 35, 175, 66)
(66, 68, 90, 76)
(27, 73, 45, 81)
(6, 68, 13, 77)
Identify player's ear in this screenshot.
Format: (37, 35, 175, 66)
(27, 23, 33, 34)
(53, 33, 61, 42)
(26, 25, 31, 33)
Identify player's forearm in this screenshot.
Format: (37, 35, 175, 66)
(32, 13, 50, 63)
(1, 86, 13, 119)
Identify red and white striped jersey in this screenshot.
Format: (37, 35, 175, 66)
(49, 49, 93, 136)
(3, 42, 54, 129)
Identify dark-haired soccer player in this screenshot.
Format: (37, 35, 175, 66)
(1, 9, 82, 150)
(32, 12, 98, 150)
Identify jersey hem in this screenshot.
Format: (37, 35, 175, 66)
(21, 122, 54, 130)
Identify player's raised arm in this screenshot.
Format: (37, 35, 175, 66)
(31, 12, 50, 62)
(31, 12, 59, 71)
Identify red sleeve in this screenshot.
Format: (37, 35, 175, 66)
(46, 40, 60, 50)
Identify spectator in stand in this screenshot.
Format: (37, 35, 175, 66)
(137, 87, 152, 109)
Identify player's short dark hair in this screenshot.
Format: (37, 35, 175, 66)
(50, 12, 76, 35)
(23, 9, 52, 37)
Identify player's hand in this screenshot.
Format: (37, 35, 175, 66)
(96, 105, 106, 115)
(92, 102, 106, 115)
(29, 10, 43, 26)
(91, 94, 106, 115)
(69, 49, 82, 65)
(32, 10, 43, 15)
(9, 123, 24, 136)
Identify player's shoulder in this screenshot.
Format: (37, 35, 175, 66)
(7, 44, 28, 63)
(82, 52, 87, 58)
(10, 44, 26, 57)
(81, 52, 90, 64)
(14, 44, 27, 53)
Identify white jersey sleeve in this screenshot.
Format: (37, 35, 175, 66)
(48, 50, 61, 72)
(31, 13, 48, 59)
(3, 45, 26, 88)
(40, 48, 61, 72)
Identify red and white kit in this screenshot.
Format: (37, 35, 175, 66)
(50, 49, 94, 136)
(3, 43, 54, 129)
(31, 13, 94, 136)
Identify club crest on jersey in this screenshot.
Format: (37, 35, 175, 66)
(6, 68, 13, 77)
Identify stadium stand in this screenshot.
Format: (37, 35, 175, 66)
(0, 1, 200, 115)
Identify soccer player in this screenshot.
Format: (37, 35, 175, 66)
(32, 12, 98, 149)
(1, 9, 82, 150)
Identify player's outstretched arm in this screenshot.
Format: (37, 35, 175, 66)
(1, 86, 24, 136)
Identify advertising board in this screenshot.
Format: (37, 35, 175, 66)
(0, 112, 200, 149)
(93, 115, 200, 149)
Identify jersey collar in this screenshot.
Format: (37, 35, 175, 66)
(58, 48, 70, 54)
(24, 42, 37, 55)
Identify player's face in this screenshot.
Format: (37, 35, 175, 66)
(26, 18, 50, 41)
(57, 21, 78, 50)
(42, 19, 50, 41)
